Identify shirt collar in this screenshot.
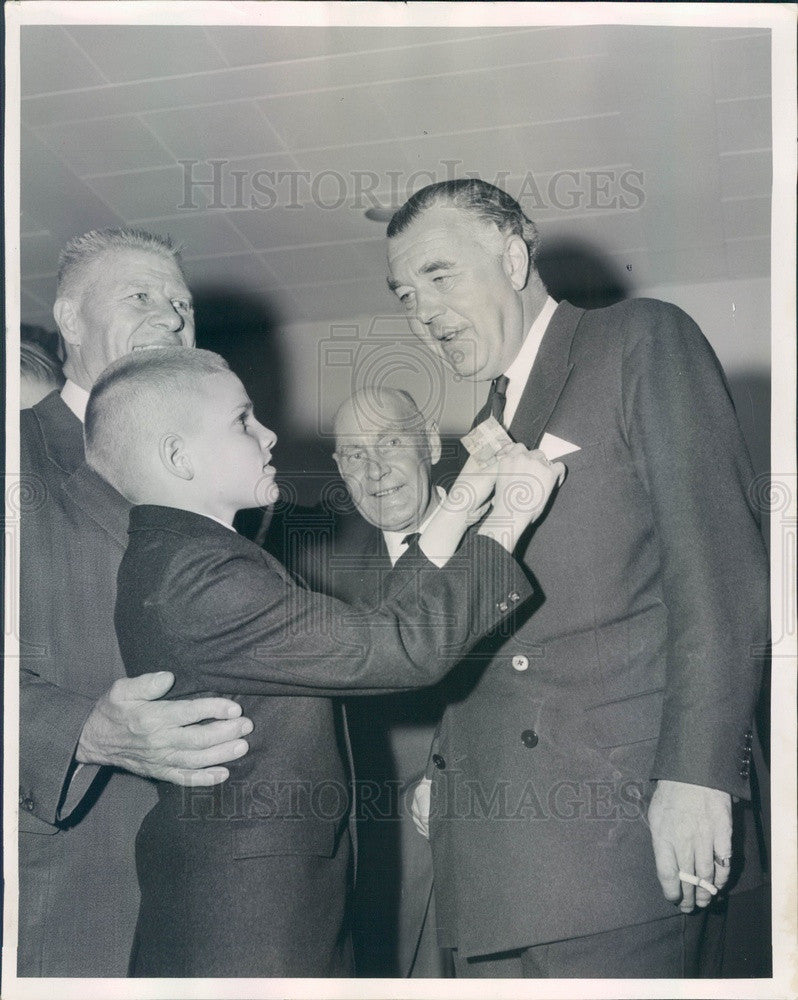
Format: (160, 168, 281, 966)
(61, 379, 90, 423)
(382, 485, 446, 567)
(502, 295, 558, 427)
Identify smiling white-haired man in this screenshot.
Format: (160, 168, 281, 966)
(19, 228, 252, 976)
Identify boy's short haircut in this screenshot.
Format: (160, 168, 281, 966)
(85, 347, 230, 501)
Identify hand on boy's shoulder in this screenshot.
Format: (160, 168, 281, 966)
(76, 670, 252, 785)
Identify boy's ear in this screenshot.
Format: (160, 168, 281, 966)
(426, 421, 442, 466)
(53, 297, 81, 345)
(159, 433, 193, 481)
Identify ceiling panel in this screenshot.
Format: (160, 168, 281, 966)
(712, 32, 771, 100)
(368, 56, 618, 142)
(228, 200, 378, 250)
(21, 26, 107, 95)
(718, 149, 772, 200)
(715, 96, 772, 153)
(20, 231, 63, 276)
(35, 115, 174, 176)
(259, 88, 397, 149)
(721, 196, 771, 240)
(276, 278, 396, 324)
(84, 165, 208, 219)
(399, 113, 628, 181)
(141, 101, 285, 160)
(65, 26, 228, 82)
(128, 212, 252, 260)
(261, 238, 387, 286)
(724, 236, 771, 278)
(22, 274, 59, 309)
(205, 26, 499, 68)
(16, 24, 773, 327)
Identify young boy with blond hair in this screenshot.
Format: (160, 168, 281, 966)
(84, 347, 564, 977)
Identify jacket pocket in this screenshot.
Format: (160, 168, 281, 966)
(232, 820, 338, 859)
(585, 688, 664, 749)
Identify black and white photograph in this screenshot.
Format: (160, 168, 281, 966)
(3, 2, 795, 997)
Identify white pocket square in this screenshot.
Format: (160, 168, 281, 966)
(539, 432, 581, 461)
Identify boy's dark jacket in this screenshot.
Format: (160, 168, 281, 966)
(115, 503, 531, 977)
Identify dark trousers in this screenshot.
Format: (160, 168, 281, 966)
(453, 906, 725, 978)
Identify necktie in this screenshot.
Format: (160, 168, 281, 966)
(401, 531, 421, 548)
(487, 374, 510, 426)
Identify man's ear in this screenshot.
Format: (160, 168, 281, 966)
(158, 433, 193, 481)
(53, 297, 81, 345)
(502, 235, 530, 291)
(426, 421, 442, 466)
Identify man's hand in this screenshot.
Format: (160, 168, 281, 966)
(76, 671, 253, 786)
(411, 777, 432, 839)
(647, 779, 732, 912)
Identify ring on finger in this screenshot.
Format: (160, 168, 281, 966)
(713, 853, 732, 868)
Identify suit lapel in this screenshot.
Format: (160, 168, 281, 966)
(62, 463, 132, 547)
(33, 392, 85, 475)
(508, 300, 584, 448)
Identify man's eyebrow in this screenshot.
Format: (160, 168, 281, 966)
(419, 258, 455, 275)
(386, 258, 454, 292)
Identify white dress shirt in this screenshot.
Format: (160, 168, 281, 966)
(382, 486, 447, 567)
(61, 379, 90, 423)
(501, 295, 558, 427)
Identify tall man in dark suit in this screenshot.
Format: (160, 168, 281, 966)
(328, 387, 453, 977)
(19, 228, 251, 976)
(386, 179, 769, 977)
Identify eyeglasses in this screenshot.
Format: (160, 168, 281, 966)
(335, 434, 418, 472)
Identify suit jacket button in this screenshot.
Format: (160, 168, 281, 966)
(498, 601, 509, 613)
(512, 654, 529, 672)
(432, 753, 446, 770)
(509, 592, 520, 603)
(521, 730, 539, 748)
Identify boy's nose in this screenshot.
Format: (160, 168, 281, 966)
(256, 422, 277, 451)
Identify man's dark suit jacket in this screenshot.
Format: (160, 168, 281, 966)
(428, 298, 770, 959)
(19, 392, 155, 976)
(303, 513, 448, 977)
(115, 504, 531, 977)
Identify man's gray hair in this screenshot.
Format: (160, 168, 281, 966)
(85, 347, 229, 501)
(387, 178, 541, 264)
(57, 227, 182, 299)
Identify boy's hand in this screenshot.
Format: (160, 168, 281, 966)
(76, 671, 253, 786)
(478, 443, 566, 552)
(447, 452, 500, 519)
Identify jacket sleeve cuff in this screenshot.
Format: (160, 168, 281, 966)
(19, 677, 100, 825)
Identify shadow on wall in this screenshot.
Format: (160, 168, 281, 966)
(536, 236, 632, 310)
